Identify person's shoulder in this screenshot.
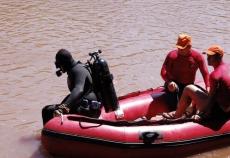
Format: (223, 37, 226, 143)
(71, 62, 86, 72)
(210, 62, 227, 78)
(167, 49, 178, 57)
(219, 61, 230, 70)
(190, 49, 205, 61)
(190, 49, 202, 56)
(75, 61, 86, 67)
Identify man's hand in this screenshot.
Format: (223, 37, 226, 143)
(192, 114, 203, 122)
(168, 81, 178, 92)
(53, 104, 70, 117)
(53, 109, 63, 117)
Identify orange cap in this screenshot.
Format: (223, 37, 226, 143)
(202, 45, 224, 55)
(175, 34, 192, 49)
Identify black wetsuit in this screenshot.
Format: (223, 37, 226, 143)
(42, 50, 101, 125)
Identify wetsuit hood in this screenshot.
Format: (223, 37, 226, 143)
(55, 49, 75, 71)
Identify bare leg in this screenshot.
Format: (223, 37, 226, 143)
(174, 85, 209, 118)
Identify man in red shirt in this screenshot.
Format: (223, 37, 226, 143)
(164, 45, 230, 121)
(161, 34, 210, 111)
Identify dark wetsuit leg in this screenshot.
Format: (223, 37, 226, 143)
(42, 104, 59, 125)
(42, 101, 101, 126)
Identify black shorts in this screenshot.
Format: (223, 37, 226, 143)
(210, 102, 230, 118)
(164, 81, 193, 111)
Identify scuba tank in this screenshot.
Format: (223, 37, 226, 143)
(86, 50, 119, 113)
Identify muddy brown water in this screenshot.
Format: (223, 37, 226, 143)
(0, 1, 230, 157)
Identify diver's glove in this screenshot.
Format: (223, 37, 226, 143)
(53, 104, 70, 117)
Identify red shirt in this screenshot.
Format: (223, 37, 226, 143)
(209, 61, 230, 111)
(161, 49, 210, 87)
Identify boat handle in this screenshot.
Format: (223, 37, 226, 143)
(139, 131, 163, 140)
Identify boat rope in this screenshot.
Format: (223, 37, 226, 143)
(61, 113, 64, 125)
(67, 115, 194, 127)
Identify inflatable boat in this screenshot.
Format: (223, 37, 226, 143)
(41, 81, 230, 158)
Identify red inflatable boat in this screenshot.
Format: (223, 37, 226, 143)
(41, 81, 230, 158)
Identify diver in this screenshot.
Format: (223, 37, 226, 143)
(42, 49, 101, 125)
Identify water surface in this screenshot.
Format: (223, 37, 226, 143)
(0, 1, 230, 157)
